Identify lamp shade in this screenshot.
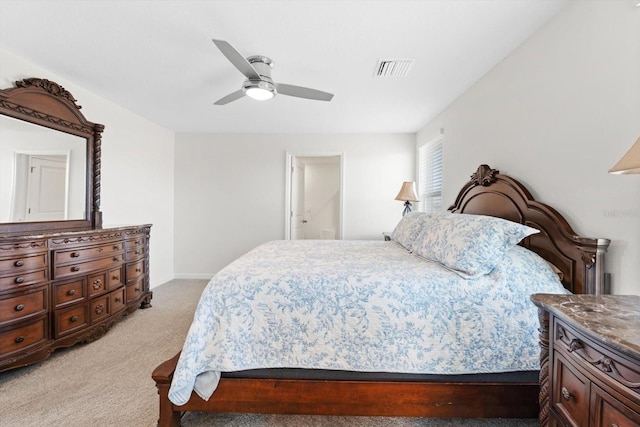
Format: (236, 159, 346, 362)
(395, 182, 418, 202)
(609, 136, 640, 174)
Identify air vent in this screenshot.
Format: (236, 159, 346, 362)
(373, 59, 414, 77)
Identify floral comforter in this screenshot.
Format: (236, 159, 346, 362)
(168, 240, 566, 405)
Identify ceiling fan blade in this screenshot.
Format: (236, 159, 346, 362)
(212, 39, 261, 81)
(276, 83, 334, 102)
(214, 89, 245, 105)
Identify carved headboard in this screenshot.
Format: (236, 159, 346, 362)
(449, 165, 610, 295)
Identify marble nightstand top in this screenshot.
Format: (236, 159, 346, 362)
(531, 293, 640, 361)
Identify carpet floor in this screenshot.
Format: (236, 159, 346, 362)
(0, 279, 538, 427)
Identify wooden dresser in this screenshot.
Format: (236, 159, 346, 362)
(0, 224, 151, 372)
(531, 294, 640, 427)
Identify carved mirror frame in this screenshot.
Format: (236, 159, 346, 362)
(0, 78, 103, 234)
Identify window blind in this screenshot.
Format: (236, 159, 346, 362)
(418, 137, 443, 214)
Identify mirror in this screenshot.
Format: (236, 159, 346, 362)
(1, 115, 87, 223)
(0, 78, 104, 234)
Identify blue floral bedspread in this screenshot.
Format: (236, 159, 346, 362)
(168, 240, 567, 405)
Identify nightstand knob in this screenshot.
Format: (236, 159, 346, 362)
(561, 387, 573, 401)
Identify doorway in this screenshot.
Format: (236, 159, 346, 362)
(285, 152, 343, 240)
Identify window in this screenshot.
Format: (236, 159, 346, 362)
(417, 136, 443, 214)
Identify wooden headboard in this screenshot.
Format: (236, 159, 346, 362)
(449, 164, 610, 295)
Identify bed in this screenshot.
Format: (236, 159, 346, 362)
(152, 164, 610, 426)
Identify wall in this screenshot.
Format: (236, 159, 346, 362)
(174, 133, 415, 277)
(417, 1, 640, 295)
(0, 48, 176, 288)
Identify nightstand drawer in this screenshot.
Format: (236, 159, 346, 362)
(591, 383, 640, 427)
(553, 352, 590, 426)
(555, 318, 640, 402)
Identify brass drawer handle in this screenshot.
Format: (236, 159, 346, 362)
(14, 260, 25, 267)
(71, 252, 80, 258)
(71, 266, 80, 272)
(114, 297, 122, 303)
(14, 276, 25, 284)
(70, 315, 79, 322)
(561, 387, 573, 401)
(15, 304, 25, 311)
(67, 289, 76, 296)
(112, 275, 120, 281)
(15, 336, 25, 344)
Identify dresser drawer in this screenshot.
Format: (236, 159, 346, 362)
(0, 239, 48, 258)
(126, 278, 145, 303)
(110, 287, 126, 313)
(0, 317, 48, 357)
(108, 266, 123, 291)
(0, 269, 48, 293)
(53, 254, 123, 280)
(53, 242, 123, 265)
(124, 236, 146, 251)
(0, 253, 48, 277)
(90, 295, 110, 323)
(552, 352, 590, 426)
(52, 279, 85, 308)
(125, 245, 146, 262)
(0, 286, 48, 327)
(126, 260, 145, 283)
(54, 304, 88, 338)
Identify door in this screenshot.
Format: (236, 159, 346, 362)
(25, 155, 67, 221)
(285, 152, 343, 240)
(290, 157, 305, 240)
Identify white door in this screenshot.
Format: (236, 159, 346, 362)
(25, 155, 67, 221)
(290, 158, 305, 240)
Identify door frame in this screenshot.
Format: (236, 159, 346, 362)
(285, 151, 344, 240)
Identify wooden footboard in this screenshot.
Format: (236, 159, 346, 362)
(152, 352, 538, 427)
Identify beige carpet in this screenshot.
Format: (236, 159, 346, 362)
(0, 279, 538, 427)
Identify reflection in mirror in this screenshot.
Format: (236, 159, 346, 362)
(0, 115, 87, 223)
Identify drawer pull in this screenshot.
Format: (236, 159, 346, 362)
(14, 260, 25, 267)
(67, 289, 76, 296)
(70, 315, 79, 322)
(561, 387, 573, 401)
(112, 275, 120, 281)
(95, 304, 105, 315)
(113, 245, 119, 250)
(71, 266, 80, 272)
(14, 276, 25, 284)
(135, 250, 141, 255)
(135, 287, 141, 292)
(113, 257, 120, 262)
(15, 304, 25, 311)
(15, 336, 25, 344)
(115, 297, 122, 303)
(93, 279, 103, 290)
(71, 252, 80, 258)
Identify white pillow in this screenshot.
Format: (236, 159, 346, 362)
(412, 213, 539, 278)
(390, 211, 431, 252)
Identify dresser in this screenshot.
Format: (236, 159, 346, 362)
(531, 294, 640, 427)
(0, 224, 151, 372)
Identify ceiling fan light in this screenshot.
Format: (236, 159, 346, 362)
(243, 80, 276, 101)
(245, 87, 274, 100)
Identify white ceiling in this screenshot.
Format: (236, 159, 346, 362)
(0, 0, 568, 134)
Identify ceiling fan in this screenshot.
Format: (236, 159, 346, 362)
(212, 39, 334, 105)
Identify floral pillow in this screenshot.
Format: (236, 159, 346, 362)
(412, 213, 539, 278)
(390, 211, 432, 252)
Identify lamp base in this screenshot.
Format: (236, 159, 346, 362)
(402, 201, 413, 216)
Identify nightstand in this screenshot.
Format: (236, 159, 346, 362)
(531, 294, 640, 427)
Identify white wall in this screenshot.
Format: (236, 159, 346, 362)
(0, 49, 176, 288)
(174, 133, 415, 277)
(417, 1, 640, 295)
